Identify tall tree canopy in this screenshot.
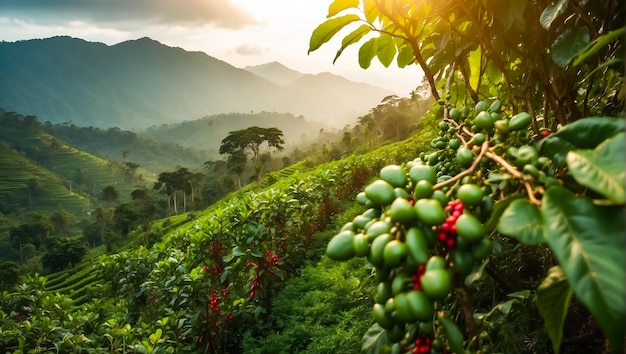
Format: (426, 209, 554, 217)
(219, 126, 285, 186)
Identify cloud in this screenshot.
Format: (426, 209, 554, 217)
(231, 43, 268, 56)
(0, 0, 257, 29)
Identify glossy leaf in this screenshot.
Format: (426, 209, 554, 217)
(396, 45, 414, 68)
(537, 266, 572, 354)
(540, 0, 568, 29)
(508, 289, 531, 300)
(497, 199, 544, 245)
(308, 14, 361, 54)
(465, 259, 488, 287)
(376, 34, 396, 68)
(551, 26, 590, 67)
(542, 186, 625, 351)
(358, 37, 378, 69)
(573, 27, 626, 66)
(334, 24, 371, 64)
(566, 133, 625, 203)
(438, 312, 467, 354)
(361, 323, 390, 354)
(327, 0, 359, 18)
(233, 246, 246, 257)
(540, 117, 625, 168)
(484, 193, 524, 232)
(363, 0, 378, 23)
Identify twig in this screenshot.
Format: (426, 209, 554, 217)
(484, 151, 541, 205)
(434, 140, 489, 190)
(453, 275, 478, 341)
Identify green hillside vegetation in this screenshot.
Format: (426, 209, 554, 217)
(0, 111, 436, 351)
(0, 111, 155, 197)
(0, 111, 162, 264)
(44, 123, 211, 173)
(143, 111, 332, 157)
(1, 0, 623, 351)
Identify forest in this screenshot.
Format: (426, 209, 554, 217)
(0, 0, 624, 353)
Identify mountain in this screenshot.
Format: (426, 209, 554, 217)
(143, 111, 331, 158)
(0, 36, 394, 129)
(244, 62, 304, 86)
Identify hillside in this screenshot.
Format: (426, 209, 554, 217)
(244, 61, 304, 86)
(44, 123, 211, 173)
(0, 36, 393, 129)
(142, 111, 332, 157)
(0, 111, 154, 221)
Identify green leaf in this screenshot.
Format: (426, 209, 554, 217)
(219, 268, 229, 284)
(308, 14, 361, 54)
(361, 323, 390, 354)
(542, 186, 625, 351)
(465, 259, 488, 287)
(358, 37, 378, 69)
(508, 289, 531, 300)
(363, 0, 379, 23)
(149, 328, 162, 344)
(333, 24, 371, 64)
(233, 246, 246, 257)
(438, 313, 467, 354)
(540, 0, 568, 29)
(537, 266, 573, 354)
(573, 27, 626, 66)
(497, 199, 544, 245)
(376, 34, 396, 68)
(484, 193, 524, 232)
(396, 44, 414, 68)
(566, 133, 625, 203)
(327, 0, 360, 18)
(539, 117, 625, 168)
(551, 26, 590, 67)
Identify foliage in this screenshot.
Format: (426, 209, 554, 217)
(219, 126, 286, 186)
(44, 122, 210, 173)
(241, 257, 374, 353)
(0, 261, 20, 291)
(311, 0, 624, 353)
(310, 0, 624, 122)
(41, 238, 89, 273)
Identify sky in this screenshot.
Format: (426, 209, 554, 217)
(0, 0, 424, 95)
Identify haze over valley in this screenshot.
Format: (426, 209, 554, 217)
(0, 36, 396, 130)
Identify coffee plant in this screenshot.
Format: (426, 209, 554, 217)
(312, 0, 624, 353)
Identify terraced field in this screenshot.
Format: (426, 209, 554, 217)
(0, 142, 92, 224)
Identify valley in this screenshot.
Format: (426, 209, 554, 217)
(0, 0, 623, 352)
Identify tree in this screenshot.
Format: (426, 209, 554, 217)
(26, 178, 44, 209)
(219, 126, 285, 186)
(51, 210, 73, 235)
(100, 185, 119, 203)
(154, 171, 179, 215)
(114, 202, 139, 235)
(123, 162, 140, 184)
(226, 150, 247, 189)
(131, 188, 159, 221)
(311, 1, 624, 353)
(0, 261, 20, 291)
(41, 238, 88, 273)
(93, 207, 114, 246)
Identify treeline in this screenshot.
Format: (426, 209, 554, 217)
(0, 92, 432, 275)
(43, 120, 210, 173)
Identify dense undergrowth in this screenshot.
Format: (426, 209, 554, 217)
(0, 112, 438, 352)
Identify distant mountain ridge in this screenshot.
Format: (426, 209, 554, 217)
(244, 62, 304, 86)
(0, 36, 394, 129)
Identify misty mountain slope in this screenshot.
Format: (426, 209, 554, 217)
(0, 37, 393, 129)
(143, 111, 331, 158)
(244, 61, 305, 86)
